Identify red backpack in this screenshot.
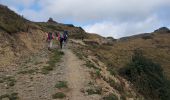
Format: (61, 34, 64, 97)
(48, 32, 53, 40)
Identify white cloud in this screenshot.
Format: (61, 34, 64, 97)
(0, 0, 170, 38)
(20, 9, 47, 22)
(37, 0, 170, 22)
(84, 15, 161, 39)
(1, 0, 170, 23)
(84, 22, 123, 38)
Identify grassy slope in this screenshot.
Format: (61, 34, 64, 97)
(0, 4, 87, 39)
(0, 4, 88, 66)
(85, 32, 170, 78)
(79, 31, 170, 100)
(0, 5, 29, 33)
(0, 5, 45, 66)
(113, 33, 170, 78)
(36, 22, 88, 39)
(1, 4, 170, 99)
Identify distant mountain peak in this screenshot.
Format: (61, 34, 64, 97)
(47, 17, 58, 24)
(154, 27, 170, 33)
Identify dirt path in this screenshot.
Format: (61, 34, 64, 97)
(61, 44, 102, 100)
(63, 49, 89, 100)
(0, 43, 102, 100)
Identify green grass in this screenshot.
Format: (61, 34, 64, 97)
(69, 32, 87, 39)
(36, 22, 63, 32)
(0, 77, 4, 83)
(86, 87, 102, 95)
(6, 77, 16, 87)
(106, 62, 117, 75)
(119, 50, 170, 100)
(106, 78, 115, 87)
(103, 93, 118, 100)
(41, 50, 64, 74)
(74, 51, 84, 60)
(18, 69, 36, 74)
(142, 35, 153, 40)
(41, 66, 53, 74)
(85, 60, 100, 70)
(55, 81, 68, 89)
(107, 67, 116, 76)
(0, 5, 28, 33)
(0, 92, 19, 100)
(95, 69, 101, 78)
(0, 76, 16, 87)
(105, 78, 124, 93)
(52, 92, 66, 99)
(34, 61, 43, 65)
(71, 45, 89, 60)
(88, 81, 94, 86)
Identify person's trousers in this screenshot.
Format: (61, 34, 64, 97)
(60, 40, 63, 49)
(48, 40, 53, 49)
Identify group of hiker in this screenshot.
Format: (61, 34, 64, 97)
(46, 31, 68, 50)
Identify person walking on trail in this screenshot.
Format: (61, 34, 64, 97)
(58, 32, 64, 49)
(63, 31, 68, 44)
(46, 32, 54, 50)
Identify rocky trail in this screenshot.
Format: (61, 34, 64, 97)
(0, 42, 102, 100)
(64, 49, 101, 100)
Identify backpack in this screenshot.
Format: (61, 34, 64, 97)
(63, 33, 67, 39)
(63, 31, 68, 39)
(48, 32, 53, 40)
(60, 33, 64, 40)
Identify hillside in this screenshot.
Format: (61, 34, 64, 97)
(0, 4, 47, 67)
(72, 27, 170, 100)
(111, 29, 170, 78)
(34, 17, 88, 39)
(0, 5, 29, 33)
(0, 4, 87, 67)
(0, 4, 170, 100)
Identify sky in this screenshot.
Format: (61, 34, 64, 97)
(0, 0, 170, 39)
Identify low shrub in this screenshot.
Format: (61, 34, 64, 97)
(119, 50, 170, 100)
(86, 87, 102, 95)
(55, 81, 68, 89)
(0, 92, 19, 100)
(85, 60, 100, 70)
(52, 92, 66, 99)
(103, 93, 118, 100)
(41, 50, 64, 74)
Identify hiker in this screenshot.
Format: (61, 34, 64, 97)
(58, 32, 64, 49)
(63, 31, 68, 44)
(55, 32, 58, 39)
(46, 32, 54, 50)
